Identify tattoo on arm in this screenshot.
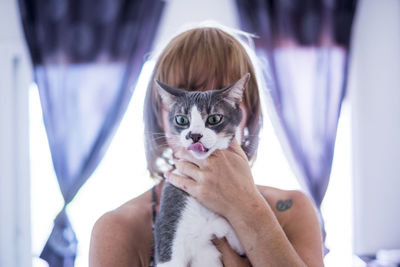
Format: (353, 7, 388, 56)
(276, 199, 292, 212)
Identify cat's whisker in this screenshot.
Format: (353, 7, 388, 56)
(148, 146, 168, 152)
(150, 140, 169, 145)
(149, 136, 168, 141)
(144, 130, 168, 134)
(146, 133, 167, 137)
(149, 139, 180, 147)
(148, 137, 181, 145)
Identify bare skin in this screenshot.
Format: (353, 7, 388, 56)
(89, 174, 324, 266)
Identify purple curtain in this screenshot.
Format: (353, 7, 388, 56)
(18, 0, 165, 266)
(235, 0, 357, 253)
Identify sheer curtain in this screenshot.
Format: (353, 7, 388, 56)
(18, 0, 165, 266)
(235, 0, 357, 253)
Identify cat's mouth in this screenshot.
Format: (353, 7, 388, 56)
(187, 142, 209, 154)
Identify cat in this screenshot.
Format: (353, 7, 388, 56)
(154, 73, 250, 267)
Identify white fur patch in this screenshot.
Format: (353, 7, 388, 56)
(158, 196, 244, 267)
(180, 106, 222, 159)
(189, 106, 205, 134)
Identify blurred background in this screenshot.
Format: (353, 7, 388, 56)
(0, 0, 399, 266)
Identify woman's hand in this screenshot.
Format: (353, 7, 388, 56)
(166, 138, 264, 222)
(212, 237, 252, 267)
(166, 139, 321, 267)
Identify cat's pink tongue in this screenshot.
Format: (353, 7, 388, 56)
(187, 142, 205, 153)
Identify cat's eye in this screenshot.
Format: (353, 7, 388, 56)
(207, 114, 223, 125)
(175, 115, 189, 126)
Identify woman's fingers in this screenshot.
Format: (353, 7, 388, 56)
(165, 171, 196, 195)
(174, 160, 202, 181)
(212, 237, 252, 267)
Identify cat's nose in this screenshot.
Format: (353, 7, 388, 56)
(186, 131, 203, 143)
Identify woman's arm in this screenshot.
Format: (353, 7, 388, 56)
(226, 190, 323, 267)
(167, 139, 324, 267)
(276, 190, 325, 267)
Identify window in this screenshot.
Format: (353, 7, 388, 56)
(30, 61, 156, 267)
(30, 60, 352, 266)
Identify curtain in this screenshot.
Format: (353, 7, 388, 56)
(235, 0, 357, 253)
(18, 0, 165, 266)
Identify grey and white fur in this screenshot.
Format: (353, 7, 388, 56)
(154, 74, 250, 267)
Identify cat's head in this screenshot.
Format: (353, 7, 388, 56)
(155, 74, 250, 159)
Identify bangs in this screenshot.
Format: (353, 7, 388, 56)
(156, 28, 249, 91)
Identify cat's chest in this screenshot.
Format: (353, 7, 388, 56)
(181, 195, 219, 224)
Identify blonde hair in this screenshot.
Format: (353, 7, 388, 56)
(143, 26, 263, 179)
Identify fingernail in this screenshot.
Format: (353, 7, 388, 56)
(212, 237, 221, 246)
(163, 172, 170, 180)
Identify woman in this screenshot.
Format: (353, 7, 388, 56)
(89, 26, 324, 267)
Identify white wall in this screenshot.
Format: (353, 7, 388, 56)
(350, 0, 400, 255)
(0, 0, 32, 266)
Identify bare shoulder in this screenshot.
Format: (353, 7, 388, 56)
(89, 188, 154, 267)
(256, 185, 314, 226)
(257, 185, 324, 265)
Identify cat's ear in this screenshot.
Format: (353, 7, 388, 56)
(154, 80, 185, 105)
(219, 73, 250, 107)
